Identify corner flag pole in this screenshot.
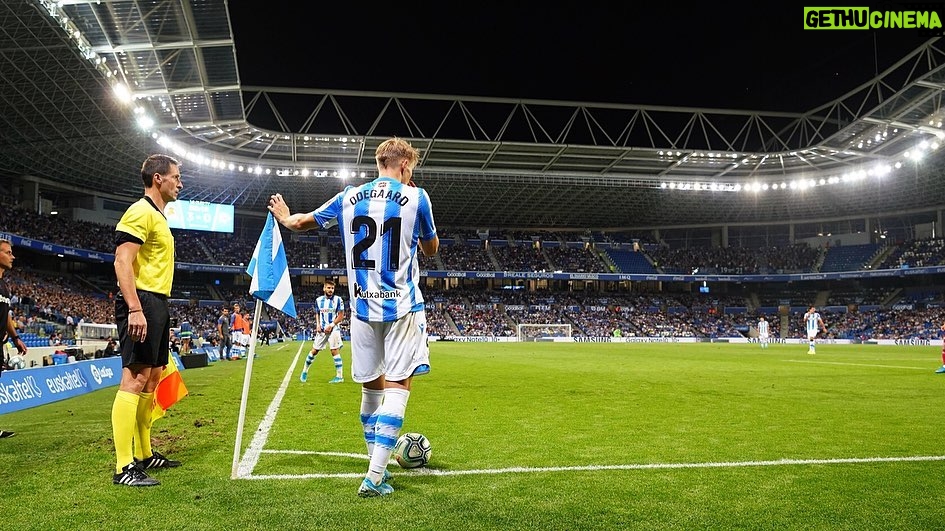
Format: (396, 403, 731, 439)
(231, 300, 264, 479)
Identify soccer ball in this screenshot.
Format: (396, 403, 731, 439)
(8, 355, 25, 370)
(393, 432, 431, 469)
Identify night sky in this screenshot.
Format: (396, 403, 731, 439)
(228, 4, 928, 113)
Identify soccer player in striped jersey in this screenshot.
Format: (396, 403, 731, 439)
(803, 306, 827, 355)
(269, 137, 438, 498)
(757, 315, 770, 349)
(300, 279, 346, 383)
(936, 320, 945, 374)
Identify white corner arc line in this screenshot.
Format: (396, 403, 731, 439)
(234, 342, 306, 479)
(242, 454, 945, 481)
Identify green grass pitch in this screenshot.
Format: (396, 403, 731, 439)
(2, 341, 945, 530)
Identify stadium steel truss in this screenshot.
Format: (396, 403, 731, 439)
(3, 0, 945, 229)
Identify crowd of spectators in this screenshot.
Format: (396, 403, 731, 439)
(4, 262, 945, 342)
(7, 198, 945, 343)
(876, 238, 945, 270)
(5, 270, 112, 337)
(790, 306, 945, 341)
(491, 244, 551, 272)
(544, 246, 609, 273)
(649, 244, 820, 275)
(437, 242, 496, 271)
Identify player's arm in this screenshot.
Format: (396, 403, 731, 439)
(114, 240, 148, 342)
(417, 190, 439, 256)
(331, 309, 345, 329)
(5, 312, 26, 354)
(420, 235, 439, 257)
(820, 317, 827, 333)
(268, 193, 318, 232)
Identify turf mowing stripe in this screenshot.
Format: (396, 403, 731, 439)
(784, 359, 931, 370)
(243, 454, 945, 480)
(234, 342, 306, 479)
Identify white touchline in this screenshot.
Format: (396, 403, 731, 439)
(243, 453, 945, 481)
(234, 342, 305, 479)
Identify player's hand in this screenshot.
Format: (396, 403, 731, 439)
(128, 311, 148, 342)
(268, 193, 290, 222)
(14, 337, 27, 354)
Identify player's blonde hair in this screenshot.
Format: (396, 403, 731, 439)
(375, 137, 419, 170)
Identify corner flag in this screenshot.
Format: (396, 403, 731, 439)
(246, 212, 297, 318)
(152, 355, 187, 423)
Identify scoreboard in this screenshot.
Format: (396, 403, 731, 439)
(164, 200, 234, 233)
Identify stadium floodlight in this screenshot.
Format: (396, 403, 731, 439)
(112, 82, 132, 104)
(135, 114, 154, 131)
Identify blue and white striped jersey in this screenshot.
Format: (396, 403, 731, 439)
(757, 319, 769, 336)
(316, 294, 344, 329)
(805, 311, 822, 334)
(311, 177, 437, 322)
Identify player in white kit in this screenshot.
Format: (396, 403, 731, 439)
(803, 306, 827, 354)
(268, 137, 438, 497)
(757, 315, 770, 349)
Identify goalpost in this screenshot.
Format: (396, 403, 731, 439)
(516, 323, 572, 342)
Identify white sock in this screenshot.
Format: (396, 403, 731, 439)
(359, 388, 385, 457)
(333, 354, 343, 378)
(367, 388, 410, 484)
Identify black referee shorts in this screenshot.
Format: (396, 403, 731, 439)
(116, 290, 170, 368)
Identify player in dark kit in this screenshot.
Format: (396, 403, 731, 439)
(0, 238, 28, 438)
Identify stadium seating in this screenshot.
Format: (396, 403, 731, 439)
(818, 243, 881, 272)
(604, 248, 658, 274)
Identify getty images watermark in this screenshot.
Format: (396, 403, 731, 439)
(804, 6, 944, 33)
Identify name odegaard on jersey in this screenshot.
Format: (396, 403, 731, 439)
(354, 284, 402, 299)
(349, 188, 410, 206)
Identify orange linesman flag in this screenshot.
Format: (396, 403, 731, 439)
(153, 355, 188, 422)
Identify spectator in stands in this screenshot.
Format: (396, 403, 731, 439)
(0, 238, 28, 438)
(217, 307, 232, 361)
(104, 337, 118, 357)
(110, 154, 183, 487)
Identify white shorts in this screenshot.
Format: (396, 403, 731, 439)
(759, 333, 769, 340)
(312, 328, 343, 351)
(807, 331, 819, 340)
(349, 310, 430, 384)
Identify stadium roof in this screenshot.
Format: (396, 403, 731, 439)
(3, 0, 945, 229)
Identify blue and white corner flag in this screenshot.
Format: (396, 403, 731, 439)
(246, 212, 297, 318)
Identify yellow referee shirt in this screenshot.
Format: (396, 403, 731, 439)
(115, 197, 175, 296)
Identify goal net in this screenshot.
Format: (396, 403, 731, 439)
(516, 324, 572, 342)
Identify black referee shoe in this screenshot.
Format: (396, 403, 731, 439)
(113, 462, 159, 487)
(0, 430, 15, 438)
(139, 450, 181, 469)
